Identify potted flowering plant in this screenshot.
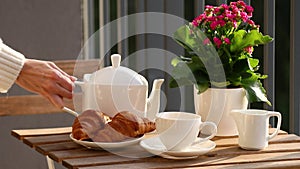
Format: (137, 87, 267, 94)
(170, 1, 273, 105)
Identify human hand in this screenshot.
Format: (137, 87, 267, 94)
(16, 59, 76, 108)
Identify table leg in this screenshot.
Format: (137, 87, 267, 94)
(46, 156, 56, 169)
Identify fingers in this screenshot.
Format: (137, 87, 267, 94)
(44, 71, 74, 99)
(55, 70, 74, 92)
(43, 85, 71, 109)
(54, 82, 73, 99)
(49, 63, 77, 95)
(48, 94, 65, 109)
(44, 62, 75, 108)
(49, 62, 77, 82)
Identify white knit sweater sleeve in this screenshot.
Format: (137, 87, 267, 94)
(0, 38, 25, 93)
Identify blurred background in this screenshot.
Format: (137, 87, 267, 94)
(0, 0, 298, 168)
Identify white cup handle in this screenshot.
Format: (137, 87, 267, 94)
(267, 111, 282, 140)
(199, 121, 217, 141)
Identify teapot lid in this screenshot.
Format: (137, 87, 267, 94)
(89, 54, 147, 85)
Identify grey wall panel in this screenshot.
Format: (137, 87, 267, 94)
(0, 0, 82, 168)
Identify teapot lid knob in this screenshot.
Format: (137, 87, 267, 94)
(111, 54, 121, 68)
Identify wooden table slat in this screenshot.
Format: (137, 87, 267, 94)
(23, 134, 71, 148)
(11, 127, 71, 140)
(76, 159, 300, 169)
(209, 141, 300, 156)
(36, 141, 83, 155)
(182, 160, 300, 169)
(73, 151, 300, 169)
(213, 134, 300, 147)
(48, 148, 110, 162)
(211, 128, 287, 141)
(63, 155, 144, 169)
(268, 134, 300, 143)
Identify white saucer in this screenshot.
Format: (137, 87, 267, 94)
(140, 136, 216, 159)
(70, 134, 144, 149)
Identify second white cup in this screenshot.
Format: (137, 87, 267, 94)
(155, 112, 217, 151)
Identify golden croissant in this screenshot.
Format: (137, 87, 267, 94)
(72, 109, 107, 141)
(93, 111, 156, 142)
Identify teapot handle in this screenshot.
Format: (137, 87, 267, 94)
(74, 81, 84, 87)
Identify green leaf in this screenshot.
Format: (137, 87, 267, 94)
(260, 74, 268, 79)
(169, 78, 179, 88)
(195, 83, 209, 93)
(248, 58, 259, 71)
(189, 56, 206, 72)
(211, 81, 230, 88)
(171, 57, 181, 67)
(230, 29, 273, 53)
(173, 24, 218, 62)
(241, 71, 259, 85)
(173, 25, 198, 53)
(227, 72, 242, 86)
(169, 77, 194, 88)
(193, 69, 208, 80)
(233, 59, 249, 73)
(171, 61, 194, 80)
(241, 72, 253, 79)
(242, 81, 271, 106)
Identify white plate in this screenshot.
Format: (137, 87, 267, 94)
(140, 136, 216, 159)
(70, 134, 144, 149)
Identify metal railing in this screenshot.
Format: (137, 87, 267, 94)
(290, 0, 300, 134)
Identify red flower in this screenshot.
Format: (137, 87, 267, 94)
(218, 20, 226, 27)
(203, 38, 210, 45)
(221, 4, 229, 10)
(244, 46, 254, 54)
(247, 19, 255, 27)
(240, 12, 248, 22)
(192, 1, 261, 51)
(245, 5, 254, 14)
(224, 38, 231, 45)
(210, 21, 218, 30)
(213, 37, 222, 48)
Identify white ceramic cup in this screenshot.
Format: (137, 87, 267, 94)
(231, 109, 282, 150)
(155, 112, 217, 151)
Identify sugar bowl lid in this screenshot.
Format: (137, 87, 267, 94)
(89, 54, 146, 85)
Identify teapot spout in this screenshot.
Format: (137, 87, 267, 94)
(146, 79, 164, 121)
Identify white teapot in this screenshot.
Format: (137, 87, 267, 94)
(75, 54, 164, 121)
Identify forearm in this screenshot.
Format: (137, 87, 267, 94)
(0, 38, 25, 93)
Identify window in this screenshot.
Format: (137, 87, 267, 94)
(83, 0, 299, 134)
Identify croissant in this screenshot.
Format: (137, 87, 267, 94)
(92, 125, 130, 142)
(92, 111, 156, 142)
(72, 109, 108, 141)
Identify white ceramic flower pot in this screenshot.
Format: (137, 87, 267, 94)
(194, 87, 248, 136)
